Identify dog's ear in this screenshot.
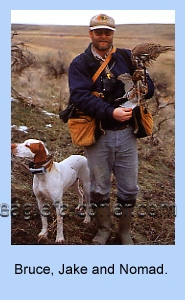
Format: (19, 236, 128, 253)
(26, 142, 47, 163)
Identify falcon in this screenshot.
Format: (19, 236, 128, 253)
(118, 42, 174, 106)
(131, 43, 174, 65)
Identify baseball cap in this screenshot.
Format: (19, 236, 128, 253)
(89, 14, 116, 31)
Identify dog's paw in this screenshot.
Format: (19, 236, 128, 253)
(55, 237, 65, 244)
(38, 231, 48, 243)
(84, 215, 91, 224)
(38, 230, 48, 238)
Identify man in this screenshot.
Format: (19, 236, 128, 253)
(68, 14, 154, 245)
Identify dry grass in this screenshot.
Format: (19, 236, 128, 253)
(11, 23, 175, 245)
(11, 23, 175, 108)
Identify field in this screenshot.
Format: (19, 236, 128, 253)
(11, 23, 175, 245)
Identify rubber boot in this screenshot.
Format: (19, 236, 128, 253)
(119, 206, 134, 245)
(92, 205, 112, 245)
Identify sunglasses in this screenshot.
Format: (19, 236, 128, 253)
(93, 29, 114, 36)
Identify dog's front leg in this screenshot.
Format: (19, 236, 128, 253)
(37, 198, 48, 239)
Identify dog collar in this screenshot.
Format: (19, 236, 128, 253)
(29, 166, 46, 174)
(29, 154, 53, 174)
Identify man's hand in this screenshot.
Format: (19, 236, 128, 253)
(112, 107, 132, 122)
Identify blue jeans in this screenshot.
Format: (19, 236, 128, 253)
(85, 126, 139, 203)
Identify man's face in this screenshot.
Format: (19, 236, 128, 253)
(89, 29, 114, 53)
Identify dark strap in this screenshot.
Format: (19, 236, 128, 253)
(92, 47, 116, 83)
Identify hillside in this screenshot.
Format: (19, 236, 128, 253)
(11, 24, 175, 245)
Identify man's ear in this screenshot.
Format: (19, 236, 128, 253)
(89, 30, 93, 39)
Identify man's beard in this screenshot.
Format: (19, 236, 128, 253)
(94, 40, 112, 52)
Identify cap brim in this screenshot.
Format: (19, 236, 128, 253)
(89, 25, 115, 31)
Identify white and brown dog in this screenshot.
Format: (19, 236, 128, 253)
(11, 139, 91, 243)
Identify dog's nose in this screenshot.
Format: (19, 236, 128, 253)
(11, 143, 17, 154)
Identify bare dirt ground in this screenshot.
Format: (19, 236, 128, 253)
(11, 23, 175, 245)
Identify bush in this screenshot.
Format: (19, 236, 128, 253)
(42, 51, 68, 79)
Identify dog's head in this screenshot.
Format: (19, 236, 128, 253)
(11, 139, 49, 162)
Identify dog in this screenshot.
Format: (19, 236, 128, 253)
(11, 139, 91, 243)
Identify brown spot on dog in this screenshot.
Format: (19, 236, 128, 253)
(26, 142, 47, 163)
